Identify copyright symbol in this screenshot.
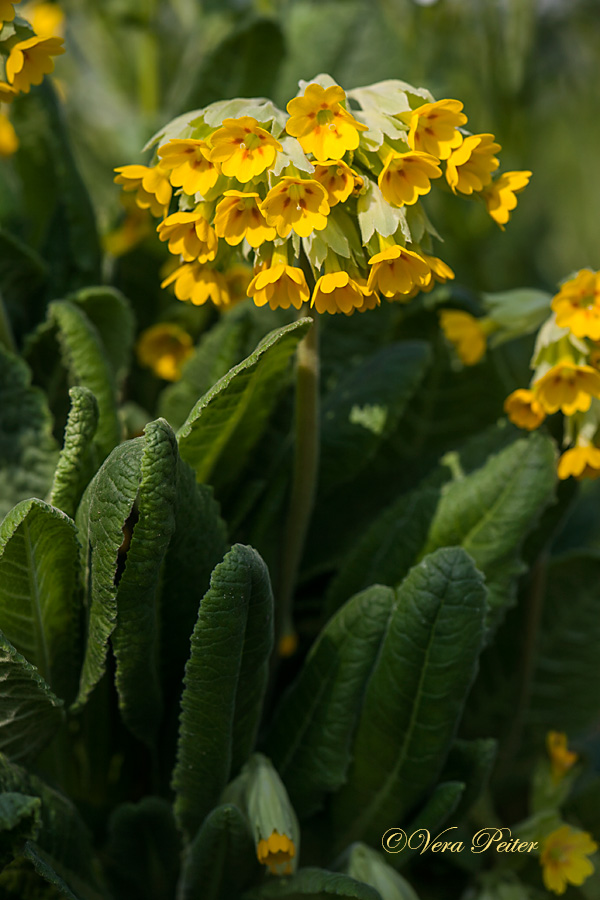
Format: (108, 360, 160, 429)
(382, 828, 407, 853)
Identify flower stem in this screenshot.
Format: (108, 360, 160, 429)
(0, 291, 16, 354)
(277, 310, 320, 653)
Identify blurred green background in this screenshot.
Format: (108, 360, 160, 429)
(44, 0, 600, 295)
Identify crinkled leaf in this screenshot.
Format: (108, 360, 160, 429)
(0, 634, 64, 763)
(112, 419, 178, 746)
(332, 548, 487, 849)
(0, 793, 42, 868)
(69, 287, 135, 389)
(178, 804, 258, 900)
(268, 586, 395, 819)
(243, 867, 382, 900)
(49, 300, 120, 462)
(0, 498, 81, 704)
(0, 347, 59, 522)
(50, 387, 99, 519)
(177, 319, 311, 492)
(172, 544, 274, 840)
(73, 438, 144, 711)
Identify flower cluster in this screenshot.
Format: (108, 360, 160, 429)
(115, 75, 530, 316)
(505, 269, 600, 480)
(0, 0, 65, 155)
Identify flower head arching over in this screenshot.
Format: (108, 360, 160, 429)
(116, 74, 529, 317)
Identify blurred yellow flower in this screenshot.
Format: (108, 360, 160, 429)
(157, 210, 218, 262)
(535, 360, 600, 415)
(311, 272, 371, 315)
(257, 830, 296, 876)
(312, 159, 360, 206)
(0, 112, 18, 157)
(157, 138, 220, 197)
(247, 261, 309, 311)
(439, 310, 487, 365)
(136, 323, 194, 382)
(261, 177, 329, 239)
(407, 98, 466, 159)
(504, 388, 546, 430)
(367, 245, 431, 298)
(558, 445, 600, 481)
(551, 269, 600, 340)
(6, 35, 65, 93)
(446, 133, 501, 195)
(0, 81, 19, 103)
(214, 191, 276, 248)
(286, 82, 367, 161)
(208, 116, 281, 183)
(546, 732, 578, 782)
(21, 1, 64, 37)
(223, 263, 253, 308)
(161, 262, 230, 307)
(114, 162, 172, 218)
(378, 150, 442, 207)
(102, 202, 152, 257)
(0, 0, 20, 24)
(540, 826, 597, 895)
(484, 170, 531, 229)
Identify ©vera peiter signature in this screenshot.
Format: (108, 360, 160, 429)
(382, 826, 539, 855)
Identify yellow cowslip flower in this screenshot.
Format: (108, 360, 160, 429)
(419, 253, 455, 293)
(0, 112, 18, 157)
(114, 163, 173, 218)
(208, 116, 282, 183)
(214, 191, 276, 248)
(0, 0, 20, 23)
(534, 360, 600, 416)
(136, 323, 194, 382)
(407, 98, 466, 160)
(285, 82, 367, 162)
(558, 445, 600, 481)
(312, 159, 361, 206)
(260, 176, 330, 239)
(439, 310, 487, 365)
(5, 35, 65, 94)
(551, 269, 600, 341)
(21, 2, 65, 38)
(378, 151, 442, 207)
(0, 82, 19, 103)
(247, 260, 309, 311)
(157, 139, 220, 197)
(311, 272, 373, 316)
(484, 170, 531, 229)
(161, 262, 230, 308)
(446, 134, 501, 195)
(257, 830, 296, 876)
(156, 210, 218, 262)
(540, 826, 597, 895)
(547, 732, 578, 782)
(504, 388, 546, 430)
(366, 245, 431, 299)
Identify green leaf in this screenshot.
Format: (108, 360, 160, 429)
(0, 228, 47, 339)
(421, 433, 556, 625)
(69, 287, 135, 389)
(160, 459, 228, 705)
(319, 342, 431, 494)
(441, 739, 497, 823)
(0, 754, 102, 897)
(396, 781, 465, 868)
(177, 319, 311, 492)
(0, 346, 59, 522)
(268, 586, 395, 819)
(178, 804, 259, 900)
(0, 793, 41, 868)
(73, 438, 144, 711)
(344, 843, 420, 900)
(50, 387, 99, 519)
(49, 300, 120, 461)
(331, 548, 487, 849)
(0, 634, 64, 763)
(104, 798, 181, 900)
(243, 867, 382, 900)
(325, 483, 441, 617)
(0, 499, 81, 704)
(112, 419, 178, 746)
(172, 544, 274, 840)
(21, 843, 83, 900)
